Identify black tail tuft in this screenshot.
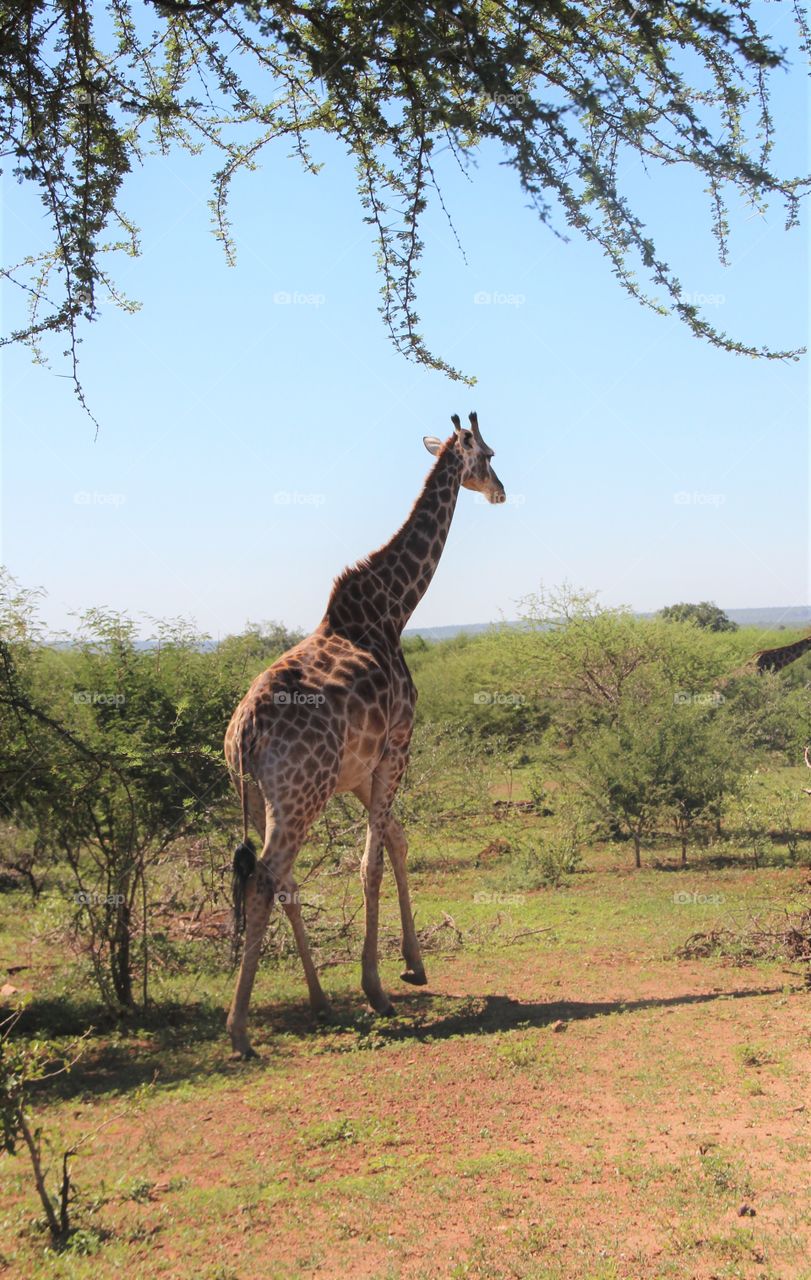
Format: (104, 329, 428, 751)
(232, 839, 257, 940)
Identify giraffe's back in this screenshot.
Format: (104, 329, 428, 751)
(224, 626, 416, 825)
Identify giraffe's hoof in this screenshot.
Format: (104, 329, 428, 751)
(400, 968, 428, 986)
(370, 1000, 396, 1018)
(229, 1046, 259, 1062)
(313, 1003, 335, 1023)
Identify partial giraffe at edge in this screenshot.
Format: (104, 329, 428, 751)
(719, 629, 811, 683)
(223, 413, 506, 1058)
(722, 629, 811, 791)
(752, 631, 811, 675)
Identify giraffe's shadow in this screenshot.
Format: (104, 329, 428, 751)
(18, 982, 790, 1102)
(250, 981, 788, 1050)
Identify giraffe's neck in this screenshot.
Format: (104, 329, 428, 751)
(324, 441, 462, 642)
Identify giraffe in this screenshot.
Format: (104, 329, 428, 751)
(719, 629, 811, 794)
(224, 413, 505, 1057)
(717, 629, 811, 684)
(751, 631, 811, 675)
(752, 633, 811, 797)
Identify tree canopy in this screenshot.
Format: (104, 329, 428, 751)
(658, 601, 739, 631)
(2, 0, 808, 410)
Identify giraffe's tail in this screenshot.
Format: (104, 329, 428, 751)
(232, 838, 257, 940)
(232, 715, 256, 941)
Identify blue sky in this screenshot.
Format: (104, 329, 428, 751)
(1, 9, 808, 641)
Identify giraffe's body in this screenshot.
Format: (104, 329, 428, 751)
(224, 415, 505, 1056)
(716, 631, 811, 789)
(720, 630, 811, 684)
(752, 632, 811, 675)
(751, 633, 811, 791)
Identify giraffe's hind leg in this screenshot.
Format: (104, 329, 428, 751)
(227, 813, 330, 1057)
(278, 869, 332, 1020)
(227, 853, 274, 1059)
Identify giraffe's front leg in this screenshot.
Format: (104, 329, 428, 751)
(359, 744, 411, 1015)
(353, 778, 425, 989)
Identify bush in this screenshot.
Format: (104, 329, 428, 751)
(570, 673, 746, 867)
(508, 794, 590, 889)
(0, 578, 249, 1008)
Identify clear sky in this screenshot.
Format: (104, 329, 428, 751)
(2, 7, 808, 642)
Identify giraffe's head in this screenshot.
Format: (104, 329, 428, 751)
(423, 412, 506, 504)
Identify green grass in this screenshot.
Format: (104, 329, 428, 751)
(2, 760, 810, 1278)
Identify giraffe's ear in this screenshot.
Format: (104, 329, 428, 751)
(423, 436, 443, 456)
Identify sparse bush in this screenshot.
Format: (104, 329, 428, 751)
(513, 838, 581, 890)
(719, 670, 811, 759)
(0, 1007, 83, 1248)
(0, 577, 246, 1008)
(727, 777, 775, 869)
(397, 725, 493, 828)
(769, 790, 806, 864)
(509, 794, 591, 889)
